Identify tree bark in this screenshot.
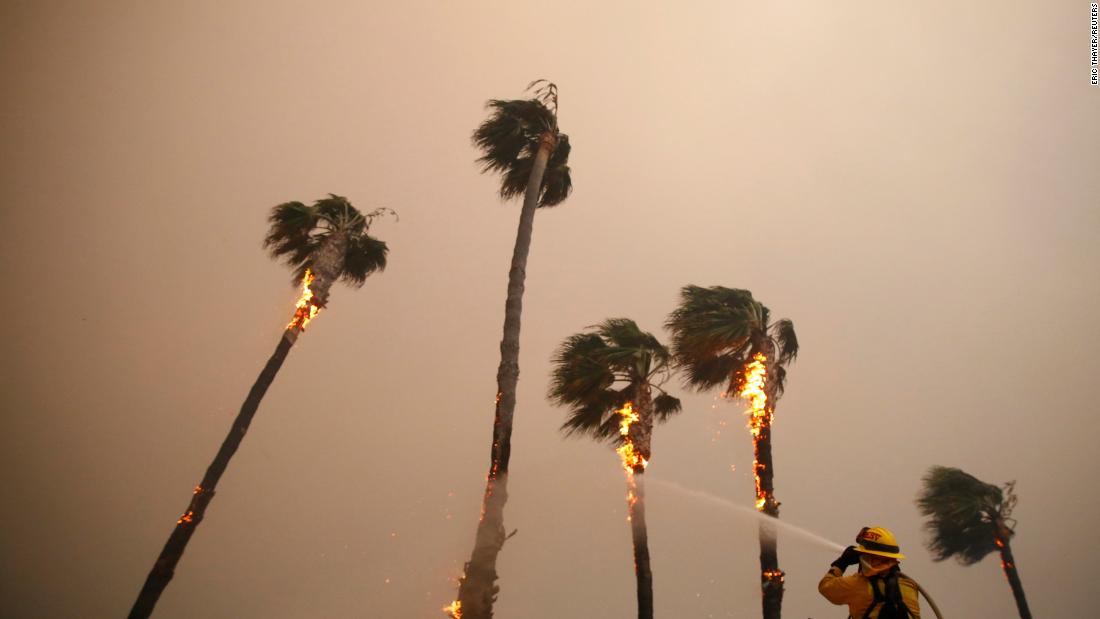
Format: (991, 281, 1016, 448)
(307, 233, 348, 308)
(998, 538, 1032, 619)
(627, 383, 655, 619)
(757, 430, 783, 619)
(756, 344, 783, 619)
(128, 331, 296, 619)
(456, 132, 555, 619)
(629, 472, 654, 619)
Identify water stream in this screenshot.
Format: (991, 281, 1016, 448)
(647, 477, 845, 552)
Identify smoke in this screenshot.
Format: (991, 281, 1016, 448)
(647, 478, 845, 552)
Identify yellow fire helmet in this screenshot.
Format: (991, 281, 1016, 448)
(854, 526, 906, 560)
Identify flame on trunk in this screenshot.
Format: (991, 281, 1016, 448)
(737, 353, 771, 512)
(287, 269, 321, 331)
(176, 486, 204, 525)
(615, 402, 648, 473)
(762, 569, 785, 583)
(443, 600, 462, 618)
(614, 402, 647, 522)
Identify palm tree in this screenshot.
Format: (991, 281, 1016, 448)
(129, 195, 390, 619)
(548, 318, 682, 619)
(665, 285, 798, 619)
(917, 466, 1031, 619)
(453, 81, 572, 619)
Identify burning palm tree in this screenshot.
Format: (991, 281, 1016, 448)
(665, 285, 797, 619)
(548, 318, 682, 619)
(129, 195, 390, 619)
(917, 466, 1032, 619)
(453, 81, 572, 619)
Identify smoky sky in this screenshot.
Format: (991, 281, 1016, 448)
(2, 1, 1098, 617)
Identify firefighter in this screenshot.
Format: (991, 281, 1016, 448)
(819, 526, 921, 618)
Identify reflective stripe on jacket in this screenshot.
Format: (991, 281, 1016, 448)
(818, 566, 921, 618)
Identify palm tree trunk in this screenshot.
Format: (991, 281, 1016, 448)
(756, 348, 783, 619)
(456, 132, 555, 619)
(755, 419, 783, 619)
(128, 329, 298, 619)
(998, 538, 1032, 619)
(627, 385, 655, 619)
(629, 472, 654, 619)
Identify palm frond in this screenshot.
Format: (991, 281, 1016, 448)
(265, 196, 392, 287)
(667, 286, 762, 357)
(653, 393, 683, 422)
(667, 285, 770, 390)
(473, 99, 555, 174)
(678, 352, 740, 391)
(549, 318, 681, 441)
(340, 234, 389, 287)
(473, 93, 571, 207)
(549, 333, 615, 407)
(770, 318, 799, 367)
(596, 318, 646, 349)
(526, 79, 559, 118)
(496, 135, 571, 207)
(264, 201, 317, 261)
(772, 365, 788, 398)
(559, 391, 620, 441)
(917, 466, 1009, 565)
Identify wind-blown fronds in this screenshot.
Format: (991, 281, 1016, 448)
(549, 318, 680, 443)
(917, 466, 1014, 565)
(667, 286, 797, 393)
(340, 235, 388, 286)
(503, 133, 571, 207)
(653, 393, 683, 422)
(472, 94, 572, 207)
(772, 319, 799, 366)
(264, 194, 392, 287)
(667, 286, 758, 365)
(549, 332, 615, 408)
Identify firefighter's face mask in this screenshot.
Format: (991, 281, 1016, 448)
(859, 554, 896, 576)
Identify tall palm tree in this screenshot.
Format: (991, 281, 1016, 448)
(548, 318, 682, 619)
(917, 466, 1031, 619)
(665, 285, 797, 619)
(454, 81, 572, 619)
(129, 195, 390, 619)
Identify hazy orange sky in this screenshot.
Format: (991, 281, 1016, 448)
(2, 1, 1098, 617)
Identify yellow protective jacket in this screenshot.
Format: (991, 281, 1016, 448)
(818, 566, 921, 618)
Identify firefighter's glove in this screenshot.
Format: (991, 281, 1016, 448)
(831, 546, 861, 571)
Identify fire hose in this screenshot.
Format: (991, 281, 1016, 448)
(916, 581, 945, 619)
(900, 572, 945, 619)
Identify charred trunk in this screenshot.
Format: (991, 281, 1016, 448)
(757, 344, 783, 619)
(756, 418, 784, 619)
(629, 472, 654, 619)
(456, 133, 555, 619)
(998, 537, 1032, 619)
(129, 331, 296, 618)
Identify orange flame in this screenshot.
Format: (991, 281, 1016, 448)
(177, 511, 194, 525)
(615, 403, 648, 473)
(443, 600, 462, 618)
(738, 353, 772, 512)
(762, 569, 785, 583)
(615, 402, 647, 522)
(287, 269, 321, 331)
